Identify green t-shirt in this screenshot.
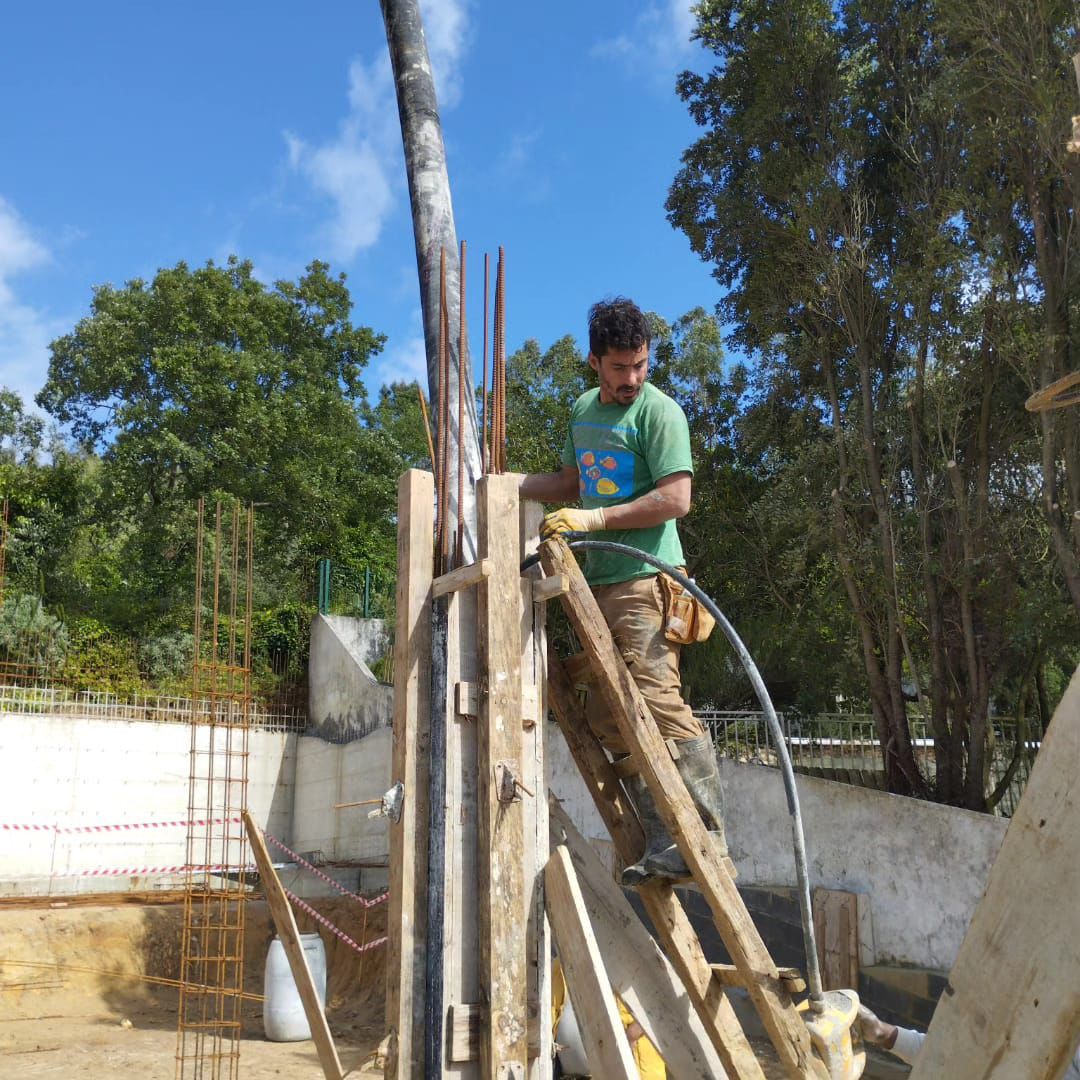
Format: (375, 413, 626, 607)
(560, 382, 693, 585)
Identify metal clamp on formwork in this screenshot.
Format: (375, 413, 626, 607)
(368, 781, 405, 823)
(494, 760, 533, 803)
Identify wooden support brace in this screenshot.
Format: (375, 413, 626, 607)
(432, 556, 493, 598)
(477, 475, 529, 1077)
(909, 663, 1080, 1080)
(242, 811, 344, 1080)
(530, 574, 569, 602)
(550, 799, 728, 1078)
(545, 845, 638, 1080)
(385, 469, 434, 1080)
(712, 964, 807, 995)
(546, 648, 764, 1080)
(542, 538, 826, 1080)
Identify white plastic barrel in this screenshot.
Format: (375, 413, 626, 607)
(262, 933, 327, 1042)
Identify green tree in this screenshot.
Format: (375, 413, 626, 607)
(36, 258, 398, 628)
(667, 0, 1077, 806)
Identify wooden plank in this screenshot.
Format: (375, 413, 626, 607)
(385, 468, 434, 1080)
(447, 1003, 541, 1063)
(545, 845, 638, 1080)
(242, 811, 344, 1080)
(546, 650, 764, 1080)
(550, 799, 727, 1079)
(712, 964, 807, 994)
(433, 556, 493, 597)
(531, 573, 569, 602)
(542, 538, 827, 1080)
(812, 889, 858, 993)
(455, 681, 538, 725)
(519, 498, 552, 1080)
(910, 662, 1080, 1080)
(476, 474, 529, 1077)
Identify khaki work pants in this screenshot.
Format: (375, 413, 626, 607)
(585, 574, 705, 755)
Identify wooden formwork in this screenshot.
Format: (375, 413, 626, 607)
(385, 471, 551, 1080)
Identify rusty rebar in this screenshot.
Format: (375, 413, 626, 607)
(482, 253, 490, 475)
(416, 383, 436, 472)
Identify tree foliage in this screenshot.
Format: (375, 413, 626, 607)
(666, 0, 1079, 806)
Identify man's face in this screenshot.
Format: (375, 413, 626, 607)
(589, 343, 649, 405)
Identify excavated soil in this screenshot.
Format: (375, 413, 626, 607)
(0, 894, 386, 1078)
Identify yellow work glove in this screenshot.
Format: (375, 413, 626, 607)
(540, 506, 606, 540)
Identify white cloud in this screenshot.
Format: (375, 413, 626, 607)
(287, 0, 471, 263)
(0, 197, 63, 406)
(592, 1, 697, 74)
(368, 330, 429, 392)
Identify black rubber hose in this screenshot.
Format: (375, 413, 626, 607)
(528, 535, 824, 1007)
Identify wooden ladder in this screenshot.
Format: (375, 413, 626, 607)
(537, 537, 829, 1080)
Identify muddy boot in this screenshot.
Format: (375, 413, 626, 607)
(643, 734, 735, 881)
(619, 771, 679, 887)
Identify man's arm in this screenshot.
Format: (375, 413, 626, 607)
(600, 471, 691, 530)
(520, 466, 580, 503)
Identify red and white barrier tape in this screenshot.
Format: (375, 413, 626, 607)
(76, 863, 255, 877)
(282, 886, 387, 955)
(1, 816, 242, 835)
(262, 831, 388, 909)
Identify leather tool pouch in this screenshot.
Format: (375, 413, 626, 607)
(658, 573, 716, 645)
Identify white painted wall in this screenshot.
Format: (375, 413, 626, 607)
(291, 727, 392, 875)
(0, 714, 295, 897)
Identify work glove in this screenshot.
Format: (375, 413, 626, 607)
(540, 506, 606, 540)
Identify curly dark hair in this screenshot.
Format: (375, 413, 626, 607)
(587, 297, 651, 359)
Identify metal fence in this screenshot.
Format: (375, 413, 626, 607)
(696, 710, 1038, 817)
(0, 681, 307, 732)
(316, 558, 392, 619)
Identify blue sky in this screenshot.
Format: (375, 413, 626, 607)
(0, 0, 722, 411)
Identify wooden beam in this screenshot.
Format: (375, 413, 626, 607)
(813, 889, 859, 993)
(447, 1003, 541, 1063)
(476, 474, 529, 1077)
(432, 557, 493, 598)
(910, 663, 1080, 1080)
(385, 469, 434, 1079)
(242, 811, 344, 1080)
(712, 964, 807, 995)
(546, 649, 764, 1080)
(531, 573, 569, 602)
(545, 845, 638, 1080)
(542, 537, 826, 1080)
(519, 498, 553, 1079)
(455, 681, 538, 726)
(549, 799, 727, 1078)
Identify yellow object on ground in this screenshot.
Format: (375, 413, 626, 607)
(798, 988, 866, 1080)
(551, 957, 666, 1079)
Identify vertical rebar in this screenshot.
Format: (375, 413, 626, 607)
(482, 253, 490, 475)
(416, 383, 437, 472)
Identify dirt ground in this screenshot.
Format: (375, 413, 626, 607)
(0, 895, 386, 1078)
(0, 894, 787, 1078)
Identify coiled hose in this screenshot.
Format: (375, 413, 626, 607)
(526, 536, 824, 1009)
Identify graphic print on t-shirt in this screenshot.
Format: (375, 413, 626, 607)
(576, 447, 634, 500)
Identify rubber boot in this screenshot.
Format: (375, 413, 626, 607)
(619, 772, 678, 888)
(643, 734, 732, 881)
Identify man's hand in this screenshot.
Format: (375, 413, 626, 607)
(857, 1005, 898, 1049)
(540, 506, 606, 540)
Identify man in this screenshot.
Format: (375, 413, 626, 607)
(519, 297, 726, 886)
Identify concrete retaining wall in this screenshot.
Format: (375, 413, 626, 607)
(307, 614, 393, 742)
(0, 713, 295, 896)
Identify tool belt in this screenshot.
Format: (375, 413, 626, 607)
(658, 572, 716, 645)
